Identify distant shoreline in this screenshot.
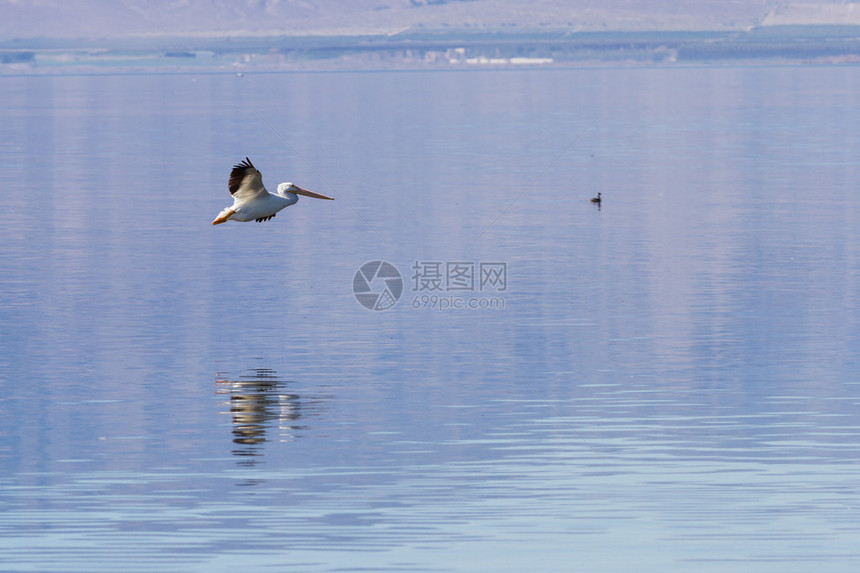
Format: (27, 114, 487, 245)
(4, 27, 860, 74)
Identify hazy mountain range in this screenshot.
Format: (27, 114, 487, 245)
(3, 1, 860, 41)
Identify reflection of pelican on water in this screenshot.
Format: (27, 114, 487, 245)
(215, 368, 324, 464)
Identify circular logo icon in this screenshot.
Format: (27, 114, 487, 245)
(353, 261, 403, 311)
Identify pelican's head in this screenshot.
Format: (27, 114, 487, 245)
(277, 182, 334, 200)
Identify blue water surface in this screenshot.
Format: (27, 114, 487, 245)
(1, 66, 859, 572)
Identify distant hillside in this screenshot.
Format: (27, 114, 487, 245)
(6, 0, 859, 41)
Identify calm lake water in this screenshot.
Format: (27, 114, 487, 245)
(1, 65, 860, 572)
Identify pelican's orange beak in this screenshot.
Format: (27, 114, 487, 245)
(293, 187, 334, 200)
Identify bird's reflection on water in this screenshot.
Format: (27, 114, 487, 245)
(215, 368, 323, 467)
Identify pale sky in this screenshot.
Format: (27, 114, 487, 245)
(2, 1, 858, 42)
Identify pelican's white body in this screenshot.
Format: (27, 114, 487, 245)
(214, 183, 300, 222)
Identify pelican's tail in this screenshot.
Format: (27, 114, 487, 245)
(212, 208, 236, 225)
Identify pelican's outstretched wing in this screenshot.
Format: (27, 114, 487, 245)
(228, 157, 267, 201)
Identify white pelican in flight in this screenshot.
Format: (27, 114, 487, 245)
(212, 157, 333, 225)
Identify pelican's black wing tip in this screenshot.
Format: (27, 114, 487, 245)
(234, 156, 255, 171)
(228, 157, 258, 195)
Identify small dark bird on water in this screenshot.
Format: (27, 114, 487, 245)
(590, 192, 601, 204)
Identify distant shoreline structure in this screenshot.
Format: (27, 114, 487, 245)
(4, 27, 860, 74)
